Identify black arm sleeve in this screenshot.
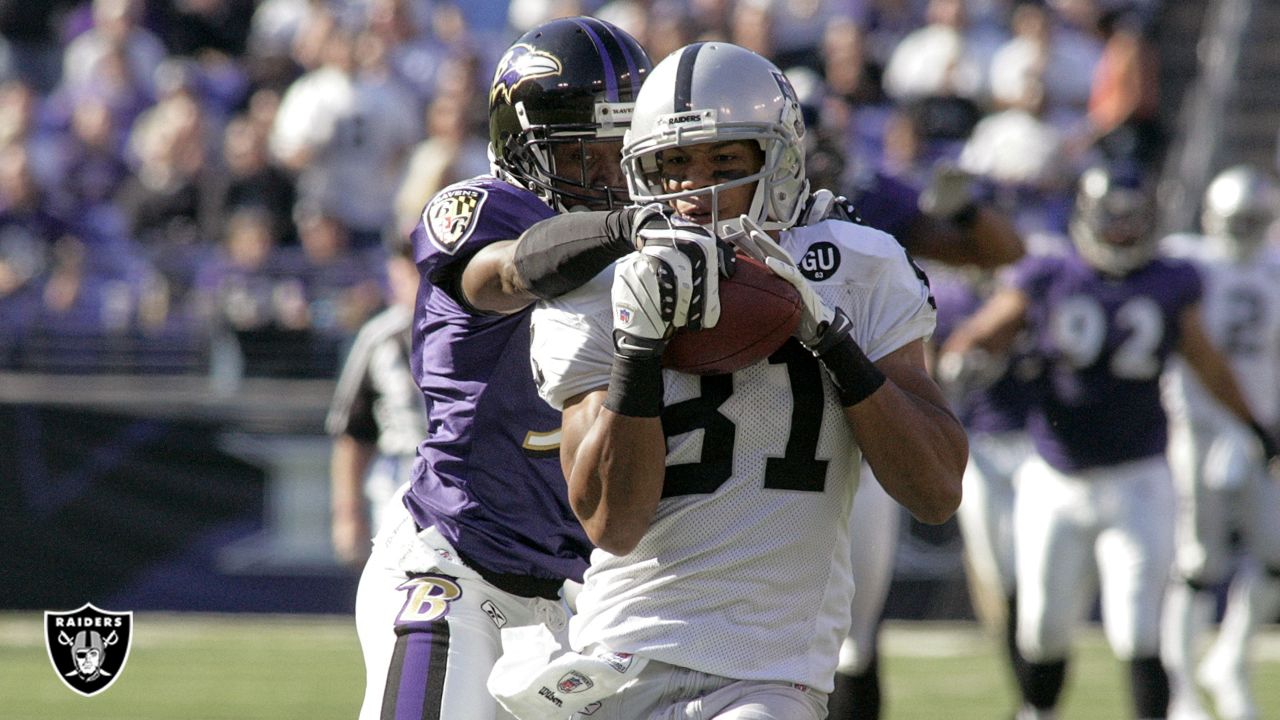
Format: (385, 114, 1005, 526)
(512, 208, 638, 299)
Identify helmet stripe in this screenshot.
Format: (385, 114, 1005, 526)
(673, 42, 707, 111)
(571, 17, 619, 102)
(597, 21, 643, 101)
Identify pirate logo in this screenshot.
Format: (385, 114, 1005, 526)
(425, 186, 488, 254)
(44, 603, 133, 696)
(491, 44, 562, 105)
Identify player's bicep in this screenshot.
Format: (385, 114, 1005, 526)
(559, 389, 607, 484)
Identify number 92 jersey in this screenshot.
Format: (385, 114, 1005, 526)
(528, 219, 936, 692)
(1010, 252, 1202, 472)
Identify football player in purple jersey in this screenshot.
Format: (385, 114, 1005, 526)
(940, 164, 1280, 720)
(348, 18, 719, 720)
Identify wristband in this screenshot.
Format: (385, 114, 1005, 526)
(603, 354, 664, 417)
(817, 334, 886, 407)
(512, 209, 636, 299)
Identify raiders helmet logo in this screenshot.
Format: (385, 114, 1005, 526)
(425, 187, 488, 254)
(799, 241, 841, 281)
(491, 44, 563, 104)
(44, 603, 133, 697)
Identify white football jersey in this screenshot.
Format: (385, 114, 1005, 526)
(529, 219, 936, 692)
(1161, 235, 1280, 430)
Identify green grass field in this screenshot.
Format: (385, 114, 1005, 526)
(1, 613, 1277, 719)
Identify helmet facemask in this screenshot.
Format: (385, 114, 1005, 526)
(499, 101, 634, 212)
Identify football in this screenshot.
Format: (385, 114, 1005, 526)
(663, 252, 804, 375)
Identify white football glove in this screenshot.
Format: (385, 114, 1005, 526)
(611, 250, 689, 359)
(632, 211, 728, 331)
(728, 214, 837, 348)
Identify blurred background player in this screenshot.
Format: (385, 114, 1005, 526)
(941, 163, 1279, 720)
(352, 17, 659, 720)
(325, 237, 427, 568)
(514, 41, 964, 720)
(1160, 164, 1280, 720)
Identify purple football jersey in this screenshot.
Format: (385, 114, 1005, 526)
(404, 176, 592, 584)
(1010, 253, 1202, 471)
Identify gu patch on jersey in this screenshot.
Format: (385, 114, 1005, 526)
(44, 603, 133, 697)
(799, 241, 841, 281)
(425, 187, 488, 254)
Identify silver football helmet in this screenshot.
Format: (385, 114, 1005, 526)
(1070, 165, 1158, 275)
(1201, 165, 1279, 260)
(621, 42, 809, 236)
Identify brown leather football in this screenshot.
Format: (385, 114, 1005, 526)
(662, 252, 803, 375)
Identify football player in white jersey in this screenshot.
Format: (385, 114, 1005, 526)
(498, 43, 966, 720)
(1159, 165, 1280, 720)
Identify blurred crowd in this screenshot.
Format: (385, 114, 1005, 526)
(0, 0, 1167, 377)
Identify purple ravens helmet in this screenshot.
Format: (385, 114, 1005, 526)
(488, 16, 652, 212)
(1070, 163, 1158, 275)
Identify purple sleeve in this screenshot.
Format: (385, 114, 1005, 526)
(850, 171, 922, 241)
(411, 178, 555, 283)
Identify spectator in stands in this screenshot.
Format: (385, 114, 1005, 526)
(0, 144, 68, 299)
(751, 0, 862, 72)
(269, 15, 421, 248)
(0, 0, 77, 94)
(289, 202, 383, 341)
(207, 113, 297, 246)
(989, 0, 1101, 128)
(1086, 5, 1164, 170)
(861, 0, 925, 75)
(822, 16, 884, 108)
(392, 91, 488, 239)
(883, 0, 1006, 104)
(325, 238, 427, 567)
(365, 0, 450, 106)
(958, 73, 1073, 191)
(115, 86, 217, 293)
(187, 206, 288, 334)
(50, 92, 131, 222)
(60, 0, 166, 98)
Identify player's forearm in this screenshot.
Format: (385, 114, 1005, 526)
(846, 382, 966, 525)
(567, 411, 667, 555)
(330, 435, 375, 515)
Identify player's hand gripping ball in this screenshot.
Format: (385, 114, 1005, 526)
(662, 250, 803, 375)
